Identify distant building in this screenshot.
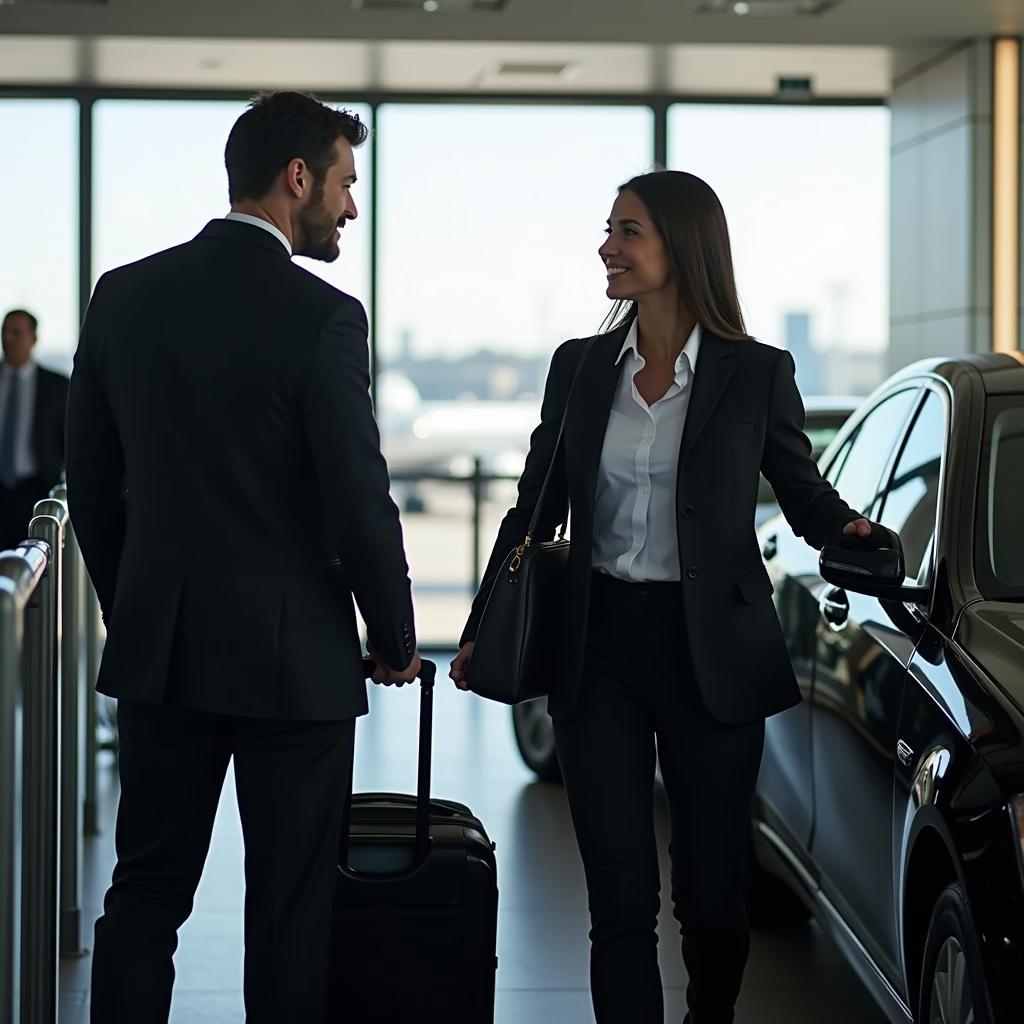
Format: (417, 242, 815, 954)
(385, 347, 546, 402)
(785, 311, 821, 395)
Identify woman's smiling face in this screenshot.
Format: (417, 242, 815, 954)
(598, 189, 673, 304)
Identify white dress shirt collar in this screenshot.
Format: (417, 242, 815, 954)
(0, 359, 37, 383)
(223, 212, 293, 256)
(615, 318, 702, 383)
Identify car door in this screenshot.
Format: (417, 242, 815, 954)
(811, 387, 947, 985)
(757, 388, 919, 855)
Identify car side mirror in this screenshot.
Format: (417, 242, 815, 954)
(819, 526, 929, 604)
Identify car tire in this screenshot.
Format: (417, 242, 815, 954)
(511, 697, 562, 783)
(744, 828, 811, 929)
(918, 882, 992, 1024)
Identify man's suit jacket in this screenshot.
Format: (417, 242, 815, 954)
(67, 219, 416, 721)
(462, 319, 859, 725)
(33, 366, 69, 490)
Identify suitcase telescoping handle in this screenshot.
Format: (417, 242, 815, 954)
(346, 657, 436, 866)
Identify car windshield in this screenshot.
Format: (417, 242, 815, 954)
(976, 395, 1024, 601)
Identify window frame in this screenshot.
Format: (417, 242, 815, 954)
(973, 393, 1024, 602)
(820, 385, 923, 521)
(873, 381, 951, 590)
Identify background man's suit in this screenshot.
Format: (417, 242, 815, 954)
(0, 363, 69, 548)
(67, 218, 416, 1023)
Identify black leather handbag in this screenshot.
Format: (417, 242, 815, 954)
(467, 341, 592, 705)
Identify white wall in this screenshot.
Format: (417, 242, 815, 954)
(888, 42, 993, 371)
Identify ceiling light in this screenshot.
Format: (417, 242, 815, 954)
(352, 0, 507, 11)
(697, 0, 840, 15)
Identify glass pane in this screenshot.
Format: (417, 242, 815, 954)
(0, 99, 79, 373)
(377, 103, 653, 644)
(93, 99, 372, 307)
(984, 402, 1024, 595)
(879, 391, 944, 581)
(668, 104, 889, 397)
(831, 389, 919, 516)
(824, 436, 854, 486)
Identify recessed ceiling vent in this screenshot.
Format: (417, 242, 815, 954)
(0, 0, 106, 5)
(352, 0, 507, 12)
(696, 0, 839, 15)
(496, 61, 572, 77)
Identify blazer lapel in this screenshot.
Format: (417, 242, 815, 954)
(568, 323, 629, 511)
(678, 329, 737, 466)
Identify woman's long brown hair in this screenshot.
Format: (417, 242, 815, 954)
(601, 170, 749, 341)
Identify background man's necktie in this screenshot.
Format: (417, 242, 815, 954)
(0, 373, 22, 489)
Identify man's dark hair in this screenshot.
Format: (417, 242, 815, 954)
(224, 92, 368, 204)
(2, 309, 38, 335)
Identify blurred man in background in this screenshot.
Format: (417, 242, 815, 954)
(0, 309, 69, 548)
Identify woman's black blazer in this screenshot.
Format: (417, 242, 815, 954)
(461, 321, 860, 725)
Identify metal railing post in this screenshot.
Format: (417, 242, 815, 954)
(471, 456, 483, 591)
(0, 545, 50, 1024)
(22, 505, 64, 1024)
(51, 486, 85, 957)
(82, 581, 100, 837)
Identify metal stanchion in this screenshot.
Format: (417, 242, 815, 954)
(471, 456, 483, 592)
(82, 582, 100, 837)
(22, 504, 64, 1024)
(50, 486, 85, 957)
(0, 544, 49, 1024)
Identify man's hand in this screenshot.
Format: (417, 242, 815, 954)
(367, 648, 422, 687)
(449, 642, 475, 692)
(842, 518, 873, 540)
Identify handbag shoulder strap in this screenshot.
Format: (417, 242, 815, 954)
(524, 337, 595, 542)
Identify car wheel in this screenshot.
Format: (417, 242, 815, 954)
(919, 883, 991, 1024)
(744, 827, 811, 929)
(511, 697, 562, 782)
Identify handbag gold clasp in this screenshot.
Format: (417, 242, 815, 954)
(508, 535, 532, 576)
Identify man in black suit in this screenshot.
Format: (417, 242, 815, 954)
(0, 309, 69, 548)
(67, 92, 420, 1024)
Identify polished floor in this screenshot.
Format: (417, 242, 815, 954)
(59, 656, 886, 1023)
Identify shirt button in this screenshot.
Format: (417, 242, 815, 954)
(683, 505, 695, 518)
(686, 566, 699, 580)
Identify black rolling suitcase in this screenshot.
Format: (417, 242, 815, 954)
(327, 659, 499, 1023)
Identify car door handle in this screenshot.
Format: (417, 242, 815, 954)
(819, 586, 849, 631)
(762, 534, 778, 561)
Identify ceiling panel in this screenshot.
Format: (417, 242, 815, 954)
(0, 0, 1019, 47)
(0, 35, 896, 95)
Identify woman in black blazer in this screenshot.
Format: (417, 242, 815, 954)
(450, 171, 878, 1024)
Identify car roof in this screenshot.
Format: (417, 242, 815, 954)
(885, 353, 1024, 395)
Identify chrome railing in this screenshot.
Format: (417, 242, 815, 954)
(0, 484, 100, 1024)
(390, 457, 519, 608)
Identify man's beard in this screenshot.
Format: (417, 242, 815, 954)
(295, 189, 340, 263)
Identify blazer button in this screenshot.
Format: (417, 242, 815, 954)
(686, 566, 699, 580)
(682, 505, 695, 518)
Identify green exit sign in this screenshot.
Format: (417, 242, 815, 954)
(777, 76, 814, 99)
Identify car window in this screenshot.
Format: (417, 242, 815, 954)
(977, 399, 1024, 599)
(828, 389, 921, 516)
(823, 435, 853, 485)
(878, 390, 945, 583)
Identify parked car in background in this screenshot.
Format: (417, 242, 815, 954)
(748, 353, 1024, 1024)
(512, 395, 860, 782)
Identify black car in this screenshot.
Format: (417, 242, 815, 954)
(750, 353, 1024, 1024)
